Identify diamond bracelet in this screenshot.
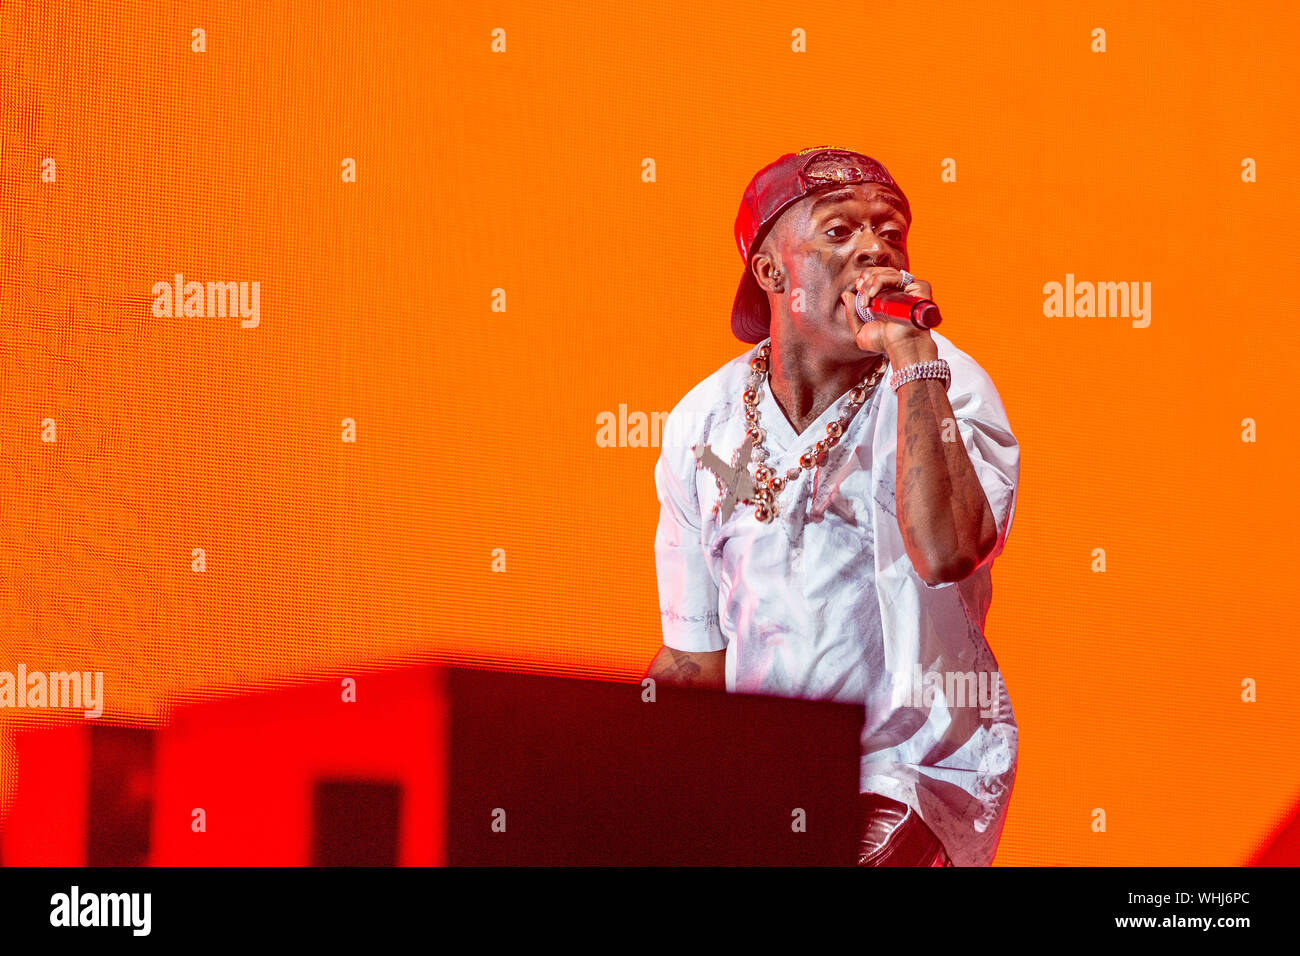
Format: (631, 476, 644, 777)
(889, 358, 951, 392)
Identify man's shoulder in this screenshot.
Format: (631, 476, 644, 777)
(929, 329, 984, 379)
(661, 346, 756, 450)
(674, 345, 755, 412)
(928, 330, 1005, 406)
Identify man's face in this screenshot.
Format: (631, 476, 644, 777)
(753, 182, 910, 355)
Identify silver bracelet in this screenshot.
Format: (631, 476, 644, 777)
(889, 358, 950, 392)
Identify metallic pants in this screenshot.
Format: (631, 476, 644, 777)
(858, 793, 954, 866)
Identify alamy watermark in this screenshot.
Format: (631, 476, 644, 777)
(0, 665, 104, 718)
(1042, 273, 1151, 328)
(151, 273, 260, 328)
(50, 886, 150, 936)
(891, 668, 1003, 719)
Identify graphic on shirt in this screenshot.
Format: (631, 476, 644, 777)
(809, 442, 870, 525)
(691, 434, 754, 521)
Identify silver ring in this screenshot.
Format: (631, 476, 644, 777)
(855, 288, 876, 323)
(898, 269, 915, 288)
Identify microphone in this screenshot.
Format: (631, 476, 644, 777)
(858, 289, 942, 329)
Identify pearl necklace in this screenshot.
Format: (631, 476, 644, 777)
(713, 339, 888, 524)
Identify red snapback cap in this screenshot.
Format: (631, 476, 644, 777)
(731, 147, 910, 343)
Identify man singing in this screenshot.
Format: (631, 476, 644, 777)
(647, 147, 1020, 867)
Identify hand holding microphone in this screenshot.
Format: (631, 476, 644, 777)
(841, 267, 942, 357)
(855, 269, 941, 329)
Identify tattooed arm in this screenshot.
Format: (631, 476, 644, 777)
(845, 269, 1005, 587)
(887, 337, 998, 586)
(644, 645, 726, 691)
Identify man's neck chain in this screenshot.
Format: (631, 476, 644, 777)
(702, 339, 888, 524)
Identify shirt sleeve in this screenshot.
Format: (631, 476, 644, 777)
(921, 342, 1021, 589)
(653, 406, 727, 651)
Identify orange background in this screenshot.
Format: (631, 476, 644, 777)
(2, 0, 1298, 864)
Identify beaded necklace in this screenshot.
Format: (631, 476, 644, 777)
(704, 339, 888, 523)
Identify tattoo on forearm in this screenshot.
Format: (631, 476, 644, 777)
(902, 385, 928, 452)
(897, 379, 954, 566)
(649, 648, 704, 685)
(894, 376, 990, 577)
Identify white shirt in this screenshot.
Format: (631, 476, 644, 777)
(653, 330, 1020, 866)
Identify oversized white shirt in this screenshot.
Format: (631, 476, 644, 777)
(653, 329, 1019, 867)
